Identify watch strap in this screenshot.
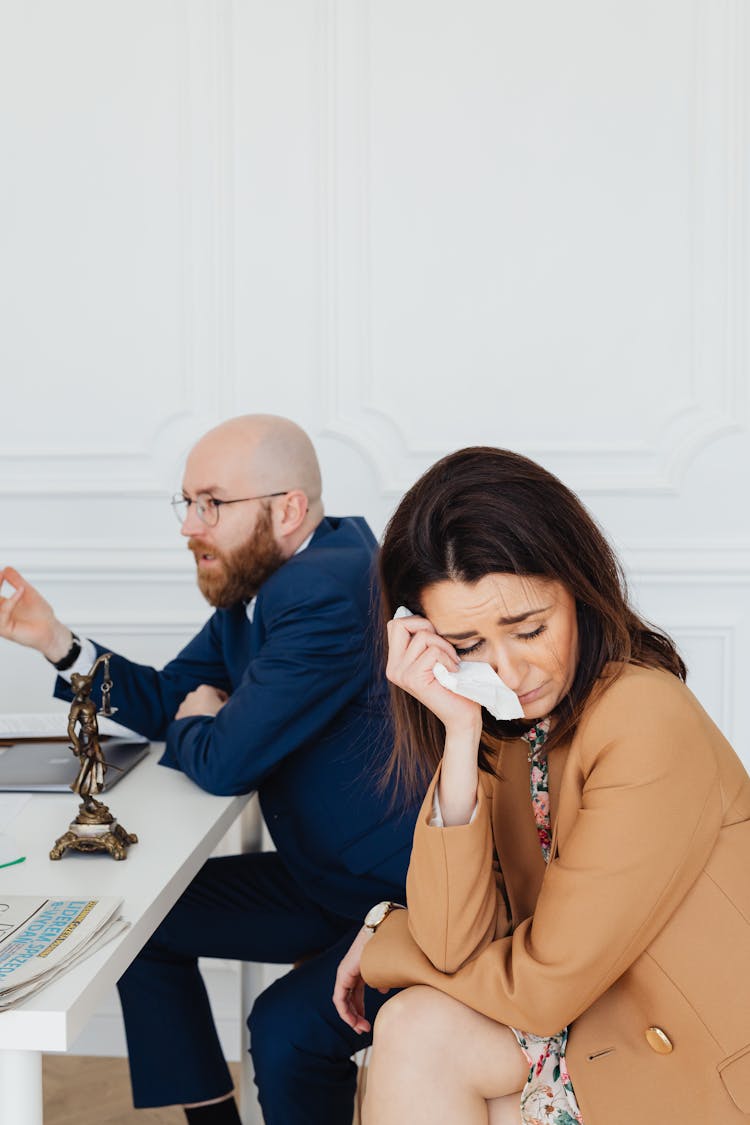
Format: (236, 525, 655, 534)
(48, 632, 82, 672)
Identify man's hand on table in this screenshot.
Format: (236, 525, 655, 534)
(175, 684, 229, 720)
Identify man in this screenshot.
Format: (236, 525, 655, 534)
(0, 415, 416, 1125)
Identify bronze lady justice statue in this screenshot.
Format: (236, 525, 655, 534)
(49, 653, 138, 860)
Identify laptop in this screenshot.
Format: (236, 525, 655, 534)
(0, 737, 150, 793)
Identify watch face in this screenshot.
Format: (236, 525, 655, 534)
(365, 901, 389, 929)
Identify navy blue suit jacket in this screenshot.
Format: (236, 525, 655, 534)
(55, 516, 417, 919)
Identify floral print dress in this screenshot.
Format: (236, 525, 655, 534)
(511, 719, 585, 1125)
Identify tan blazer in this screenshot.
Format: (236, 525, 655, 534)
(361, 664, 750, 1124)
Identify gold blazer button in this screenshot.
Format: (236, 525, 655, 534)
(645, 1027, 673, 1054)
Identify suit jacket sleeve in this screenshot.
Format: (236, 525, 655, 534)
(160, 568, 376, 794)
(361, 670, 724, 1036)
(53, 615, 231, 742)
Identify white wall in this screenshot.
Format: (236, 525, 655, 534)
(1, 0, 748, 1056)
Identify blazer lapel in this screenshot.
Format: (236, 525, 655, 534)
(492, 737, 572, 919)
(492, 740, 546, 923)
(546, 741, 570, 860)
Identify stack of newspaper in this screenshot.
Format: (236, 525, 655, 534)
(0, 897, 127, 1010)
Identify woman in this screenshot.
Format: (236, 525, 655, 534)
(333, 447, 750, 1125)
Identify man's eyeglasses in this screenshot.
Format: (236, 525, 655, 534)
(171, 491, 289, 527)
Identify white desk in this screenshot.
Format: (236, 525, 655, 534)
(0, 746, 250, 1124)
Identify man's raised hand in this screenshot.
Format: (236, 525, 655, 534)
(0, 566, 73, 662)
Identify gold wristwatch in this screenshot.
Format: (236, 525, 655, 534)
(364, 901, 401, 933)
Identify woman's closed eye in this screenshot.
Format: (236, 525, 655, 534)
(453, 624, 547, 656)
(517, 624, 546, 641)
(453, 640, 484, 657)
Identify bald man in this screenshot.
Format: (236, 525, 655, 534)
(0, 416, 416, 1125)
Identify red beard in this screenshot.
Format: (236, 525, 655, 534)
(188, 505, 285, 608)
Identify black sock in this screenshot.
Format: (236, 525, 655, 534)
(184, 1096, 242, 1125)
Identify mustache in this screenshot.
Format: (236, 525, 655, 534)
(188, 539, 222, 561)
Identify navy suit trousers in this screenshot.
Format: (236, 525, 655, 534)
(117, 852, 393, 1124)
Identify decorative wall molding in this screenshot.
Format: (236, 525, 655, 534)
(623, 541, 750, 581)
(58, 616, 208, 634)
(0, 0, 237, 496)
(320, 0, 748, 495)
(8, 538, 750, 583)
(667, 623, 734, 731)
(5, 547, 193, 582)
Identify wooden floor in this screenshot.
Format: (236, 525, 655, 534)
(42, 1055, 241, 1125)
(43, 1054, 367, 1124)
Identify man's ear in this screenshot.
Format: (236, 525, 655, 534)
(274, 489, 309, 539)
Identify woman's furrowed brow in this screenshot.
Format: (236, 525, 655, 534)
(440, 604, 552, 640)
(496, 604, 551, 626)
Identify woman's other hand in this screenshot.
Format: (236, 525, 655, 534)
(333, 926, 383, 1033)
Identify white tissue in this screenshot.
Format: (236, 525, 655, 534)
(432, 661, 524, 720)
(392, 606, 524, 720)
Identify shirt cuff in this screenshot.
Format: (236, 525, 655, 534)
(57, 637, 98, 682)
(430, 788, 479, 828)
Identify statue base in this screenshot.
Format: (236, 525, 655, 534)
(50, 796, 138, 861)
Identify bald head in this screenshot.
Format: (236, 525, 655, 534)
(183, 415, 324, 554)
(193, 415, 321, 502)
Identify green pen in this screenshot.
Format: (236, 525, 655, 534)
(0, 855, 26, 869)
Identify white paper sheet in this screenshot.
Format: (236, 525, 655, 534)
(0, 712, 139, 739)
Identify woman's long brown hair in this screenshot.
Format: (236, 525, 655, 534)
(379, 447, 686, 803)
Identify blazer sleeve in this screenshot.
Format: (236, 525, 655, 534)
(160, 569, 377, 794)
(53, 616, 231, 741)
(362, 671, 724, 1036)
(405, 767, 512, 972)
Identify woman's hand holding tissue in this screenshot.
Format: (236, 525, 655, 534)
(388, 607, 524, 826)
(386, 609, 483, 739)
(388, 609, 482, 824)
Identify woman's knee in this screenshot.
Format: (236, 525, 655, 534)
(372, 986, 455, 1057)
(372, 987, 524, 1093)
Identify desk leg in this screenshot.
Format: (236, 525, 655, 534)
(0, 1049, 43, 1125)
(239, 961, 264, 1125)
(238, 797, 264, 1125)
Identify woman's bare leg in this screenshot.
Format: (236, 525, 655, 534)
(488, 1093, 524, 1124)
(363, 986, 527, 1125)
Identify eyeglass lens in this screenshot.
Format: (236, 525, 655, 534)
(170, 494, 218, 527)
